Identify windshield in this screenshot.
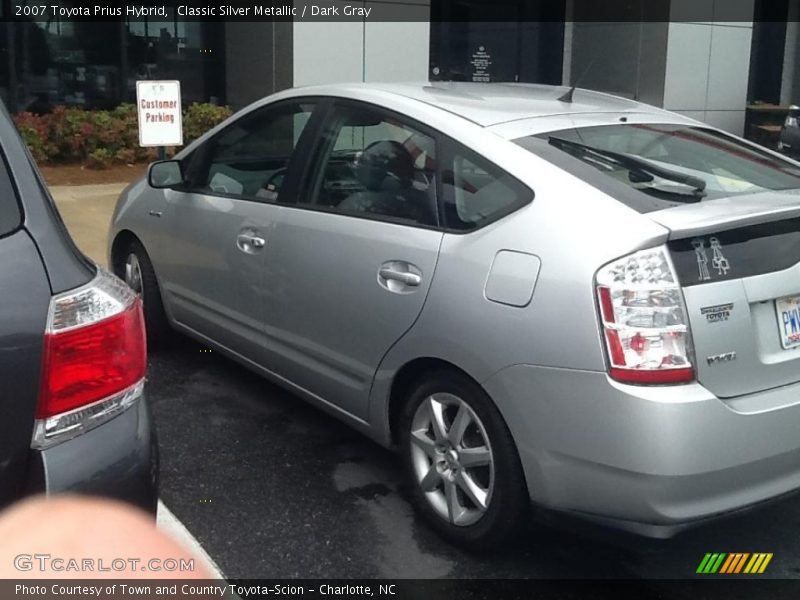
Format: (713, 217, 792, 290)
(515, 124, 800, 209)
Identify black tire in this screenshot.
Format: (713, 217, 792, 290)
(120, 240, 170, 348)
(400, 369, 528, 549)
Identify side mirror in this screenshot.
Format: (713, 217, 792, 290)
(148, 160, 185, 189)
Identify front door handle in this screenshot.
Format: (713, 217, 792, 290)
(379, 268, 421, 287)
(236, 232, 266, 253)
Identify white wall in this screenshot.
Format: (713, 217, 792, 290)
(293, 22, 365, 86)
(293, 2, 430, 87)
(664, 0, 755, 134)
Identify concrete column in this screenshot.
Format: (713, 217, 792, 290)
(663, 0, 755, 134)
(293, 1, 431, 87)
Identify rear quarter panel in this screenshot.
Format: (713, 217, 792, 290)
(0, 101, 93, 294)
(0, 230, 51, 505)
(366, 124, 670, 443)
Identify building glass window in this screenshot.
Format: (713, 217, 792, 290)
(0, 1, 224, 113)
(430, 1, 565, 84)
(25, 20, 122, 110)
(125, 9, 224, 105)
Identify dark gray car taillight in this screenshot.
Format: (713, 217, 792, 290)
(32, 269, 147, 449)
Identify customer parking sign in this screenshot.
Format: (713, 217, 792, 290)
(136, 80, 183, 147)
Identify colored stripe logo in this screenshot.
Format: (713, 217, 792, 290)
(696, 553, 773, 574)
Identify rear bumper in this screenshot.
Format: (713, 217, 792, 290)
(482, 365, 800, 536)
(28, 394, 158, 515)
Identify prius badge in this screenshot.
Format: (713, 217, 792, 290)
(692, 237, 730, 281)
(707, 351, 737, 366)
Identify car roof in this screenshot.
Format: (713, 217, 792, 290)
(291, 82, 674, 128)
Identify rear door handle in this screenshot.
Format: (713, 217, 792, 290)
(378, 267, 422, 287)
(236, 232, 266, 253)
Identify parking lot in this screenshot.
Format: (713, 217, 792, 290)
(53, 182, 800, 581)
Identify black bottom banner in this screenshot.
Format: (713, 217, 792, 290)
(4, 579, 800, 600)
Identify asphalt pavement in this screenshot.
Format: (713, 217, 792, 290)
(148, 335, 800, 580)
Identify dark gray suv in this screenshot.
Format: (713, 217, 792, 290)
(0, 102, 156, 512)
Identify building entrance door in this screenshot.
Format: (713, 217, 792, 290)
(430, 1, 566, 85)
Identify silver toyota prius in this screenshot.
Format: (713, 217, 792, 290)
(110, 82, 800, 547)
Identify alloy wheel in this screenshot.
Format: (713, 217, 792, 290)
(409, 393, 494, 526)
(124, 253, 143, 295)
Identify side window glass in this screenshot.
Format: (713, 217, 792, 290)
(189, 102, 315, 201)
(306, 104, 438, 226)
(0, 158, 20, 238)
(442, 144, 532, 231)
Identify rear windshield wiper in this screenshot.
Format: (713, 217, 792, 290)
(548, 136, 707, 200)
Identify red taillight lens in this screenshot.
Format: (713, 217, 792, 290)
(596, 247, 695, 385)
(37, 300, 146, 418)
(32, 269, 147, 449)
(609, 365, 695, 384)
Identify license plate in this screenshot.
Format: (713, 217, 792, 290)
(776, 295, 800, 350)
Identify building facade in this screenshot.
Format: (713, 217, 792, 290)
(1, 0, 798, 137)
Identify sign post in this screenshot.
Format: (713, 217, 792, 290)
(136, 80, 183, 161)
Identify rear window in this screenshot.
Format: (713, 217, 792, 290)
(0, 158, 20, 237)
(515, 124, 800, 213)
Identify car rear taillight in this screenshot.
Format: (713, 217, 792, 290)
(596, 246, 695, 385)
(32, 269, 147, 449)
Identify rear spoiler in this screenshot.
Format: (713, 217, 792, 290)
(649, 191, 800, 240)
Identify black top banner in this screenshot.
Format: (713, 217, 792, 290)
(4, 0, 796, 23)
